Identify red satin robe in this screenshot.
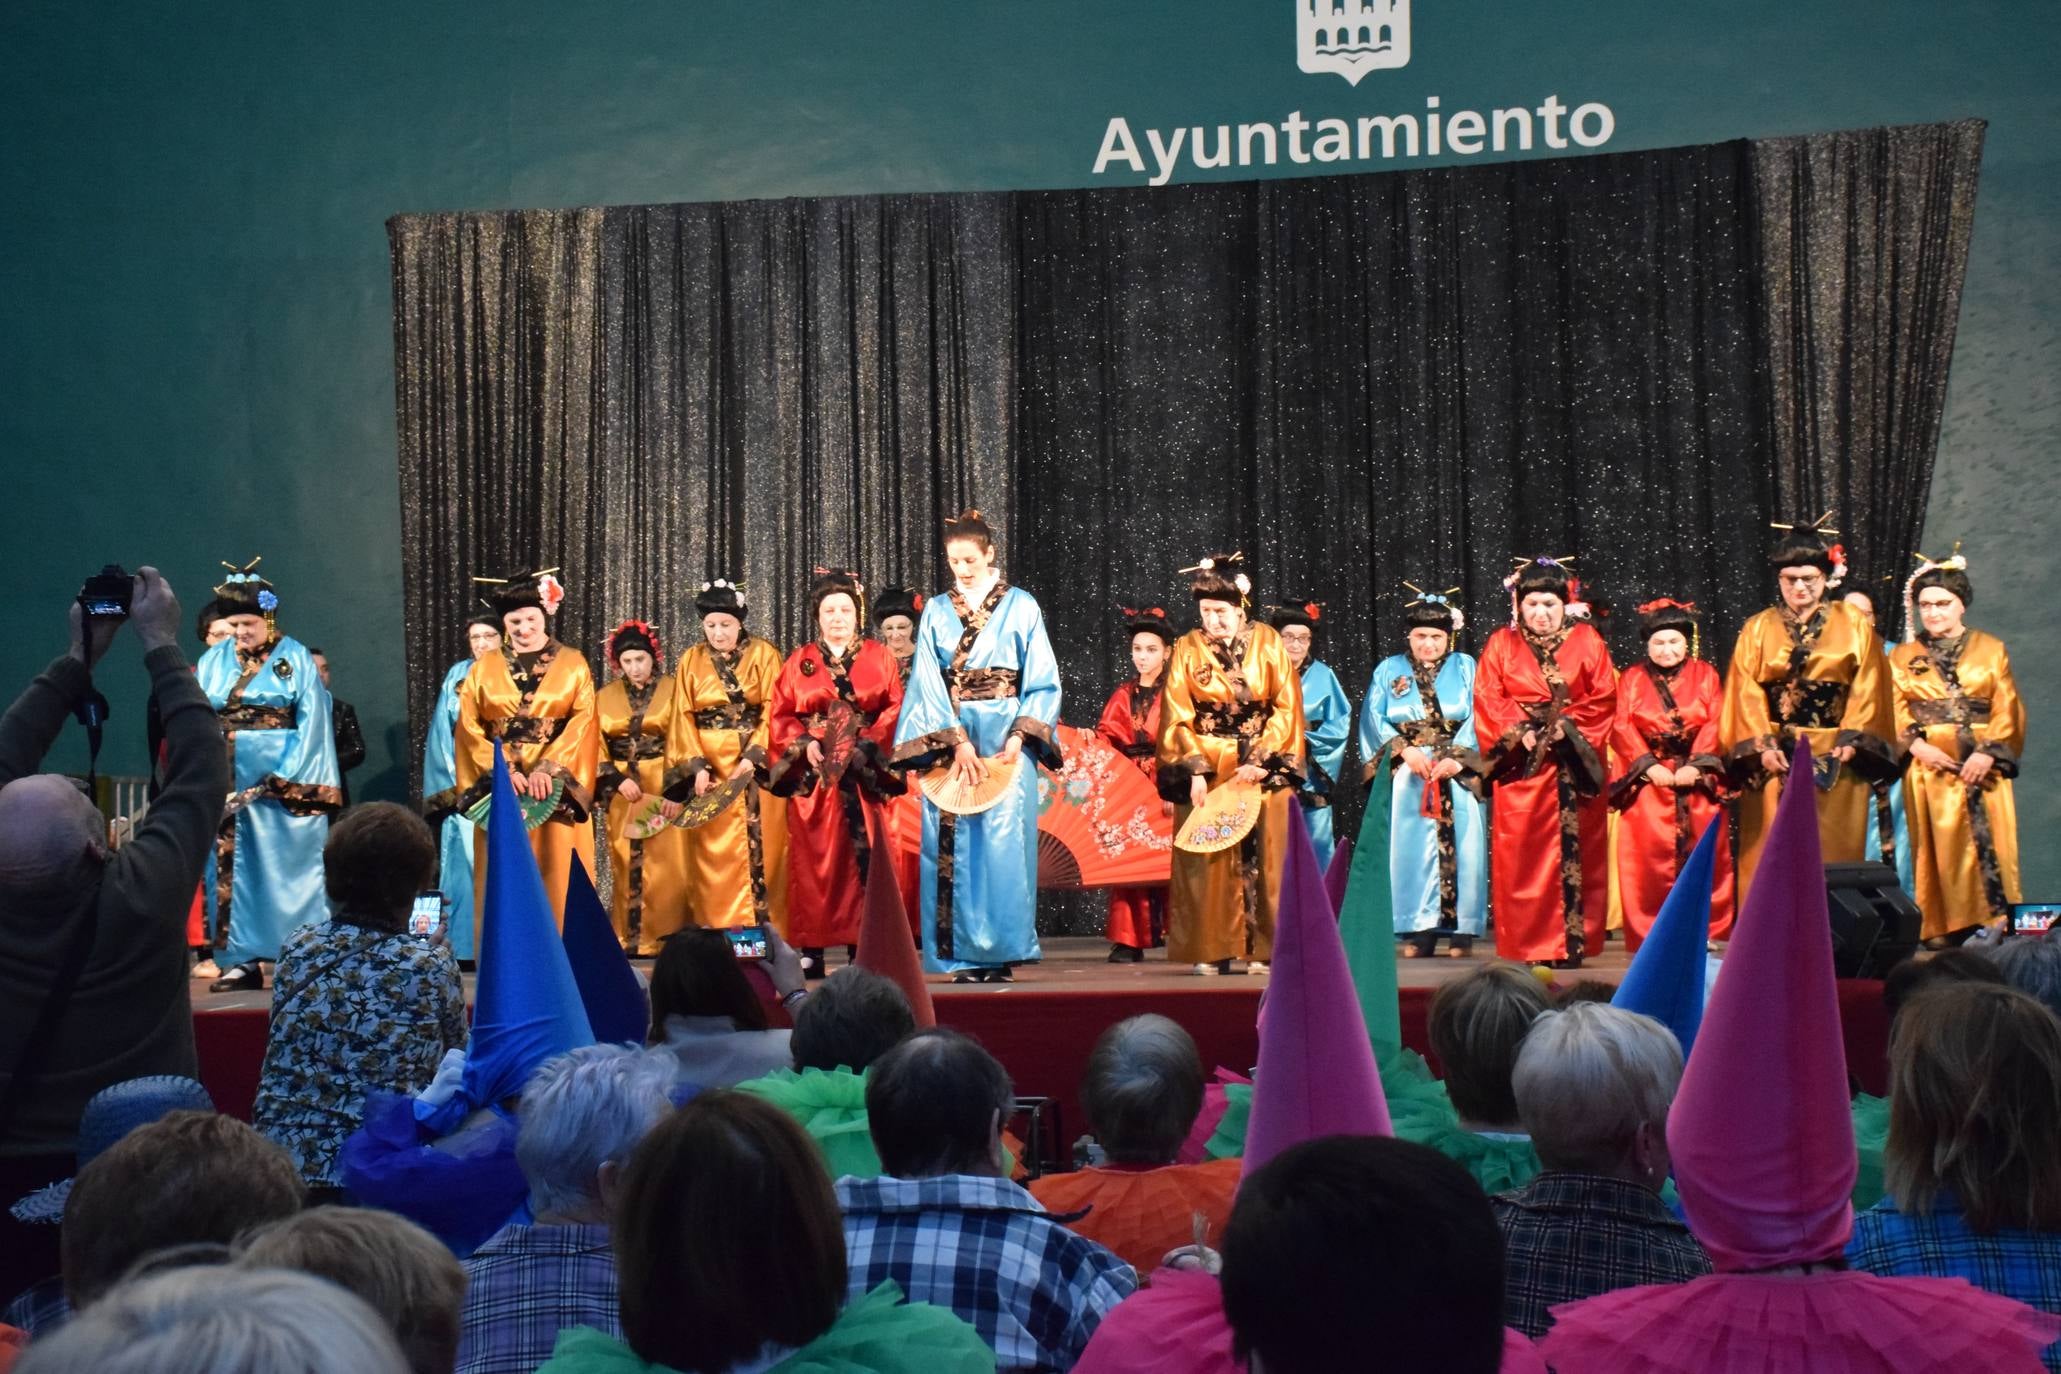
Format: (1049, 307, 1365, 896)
(1475, 623, 1617, 963)
(767, 640, 904, 948)
(887, 653, 924, 938)
(1609, 660, 1736, 950)
(1097, 677, 1167, 949)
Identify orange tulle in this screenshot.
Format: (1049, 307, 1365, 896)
(1540, 1271, 2061, 1374)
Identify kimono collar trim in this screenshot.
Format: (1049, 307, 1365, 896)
(954, 568, 1002, 607)
(237, 633, 281, 672)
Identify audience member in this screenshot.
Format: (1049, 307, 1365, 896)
(14, 1266, 408, 1374)
(1030, 1015, 1242, 1274)
(1223, 1136, 1517, 1374)
(253, 803, 469, 1189)
(1988, 933, 2061, 1021)
(839, 1028, 1136, 1370)
(236, 1208, 466, 1374)
(2, 1075, 216, 1337)
(458, 1045, 675, 1374)
(648, 928, 800, 1088)
(1493, 1004, 1710, 1337)
(309, 648, 368, 808)
(736, 966, 916, 1179)
(0, 569, 226, 1302)
(538, 1090, 990, 1374)
(1418, 961, 1550, 1191)
(1848, 982, 2061, 1368)
(59, 1110, 304, 1311)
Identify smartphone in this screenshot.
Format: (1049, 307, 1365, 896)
(408, 891, 449, 941)
(724, 924, 770, 961)
(2011, 903, 2058, 936)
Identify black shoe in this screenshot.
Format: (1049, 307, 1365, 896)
(209, 962, 264, 994)
(1548, 954, 1585, 971)
(801, 948, 829, 980)
(1107, 944, 1144, 964)
(984, 966, 1014, 983)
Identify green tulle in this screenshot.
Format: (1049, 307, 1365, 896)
(1203, 1047, 1461, 1162)
(540, 1284, 992, 1374)
(735, 1067, 884, 1180)
(1851, 1092, 1889, 1211)
(1398, 1116, 1545, 1194)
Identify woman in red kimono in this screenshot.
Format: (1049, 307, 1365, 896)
(1609, 599, 1735, 951)
(1096, 606, 1175, 962)
(872, 586, 926, 937)
(1475, 557, 1618, 968)
(767, 569, 905, 976)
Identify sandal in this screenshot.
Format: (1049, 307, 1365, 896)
(191, 957, 221, 980)
(208, 962, 264, 994)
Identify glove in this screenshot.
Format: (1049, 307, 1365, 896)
(411, 1048, 468, 1123)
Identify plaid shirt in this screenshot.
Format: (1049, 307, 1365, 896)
(1849, 1196, 2061, 1373)
(456, 1222, 620, 1374)
(1492, 1171, 1712, 1338)
(837, 1173, 1137, 1371)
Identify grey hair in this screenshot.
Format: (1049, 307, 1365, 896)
(1081, 1014, 1205, 1164)
(1511, 1003, 1683, 1174)
(517, 1044, 676, 1217)
(1987, 935, 2061, 1022)
(16, 1266, 407, 1374)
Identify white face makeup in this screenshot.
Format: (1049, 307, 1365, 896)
(702, 613, 742, 654)
(1278, 624, 1313, 665)
(1519, 593, 1565, 635)
(1916, 587, 1966, 639)
(1646, 629, 1689, 669)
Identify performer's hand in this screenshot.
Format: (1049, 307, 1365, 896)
(525, 768, 553, 800)
(952, 741, 986, 787)
(1959, 751, 1995, 786)
(1761, 748, 1788, 776)
(658, 799, 684, 822)
(1831, 744, 1856, 764)
(694, 770, 715, 797)
(1000, 734, 1024, 766)
(1189, 774, 1208, 809)
(1160, 1243, 1223, 1276)
(617, 779, 644, 805)
(127, 566, 181, 654)
(1646, 764, 1674, 789)
(1910, 740, 1956, 774)
(1161, 800, 1175, 819)
(805, 739, 825, 770)
(1233, 764, 1266, 786)
(1521, 730, 1540, 753)
(1431, 758, 1463, 783)
(1674, 765, 1701, 788)
(735, 756, 756, 780)
(1400, 746, 1433, 780)
(763, 924, 806, 1001)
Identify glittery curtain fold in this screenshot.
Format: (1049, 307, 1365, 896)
(391, 125, 1983, 898)
(1750, 119, 1987, 629)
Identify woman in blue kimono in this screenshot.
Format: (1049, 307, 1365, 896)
(1360, 586, 1487, 958)
(893, 509, 1063, 983)
(198, 560, 342, 992)
(1269, 599, 1351, 871)
(422, 611, 503, 961)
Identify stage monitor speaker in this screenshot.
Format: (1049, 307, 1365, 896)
(1823, 862, 1922, 979)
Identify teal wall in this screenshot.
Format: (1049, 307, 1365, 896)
(4, 2, 2055, 888)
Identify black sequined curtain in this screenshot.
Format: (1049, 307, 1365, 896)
(390, 196, 1016, 788)
(1752, 120, 1987, 628)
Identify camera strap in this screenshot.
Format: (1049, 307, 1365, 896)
(70, 599, 112, 790)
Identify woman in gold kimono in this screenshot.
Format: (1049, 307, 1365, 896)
(1890, 553, 2026, 943)
(1718, 524, 1895, 903)
(456, 568, 600, 931)
(1157, 552, 1304, 975)
(664, 579, 790, 935)
(594, 620, 689, 954)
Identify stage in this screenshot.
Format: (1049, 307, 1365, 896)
(189, 937, 1891, 1147)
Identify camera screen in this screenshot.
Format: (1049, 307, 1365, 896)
(2013, 904, 2058, 935)
(81, 598, 128, 618)
(724, 925, 769, 960)
(408, 892, 447, 938)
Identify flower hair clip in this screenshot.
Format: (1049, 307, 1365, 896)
(536, 574, 566, 617)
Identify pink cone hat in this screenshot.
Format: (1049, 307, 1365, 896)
(1242, 802, 1391, 1180)
(1666, 738, 1854, 1270)
(855, 809, 936, 1028)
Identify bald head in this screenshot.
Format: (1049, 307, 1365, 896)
(0, 775, 109, 903)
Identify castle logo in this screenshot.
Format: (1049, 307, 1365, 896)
(1298, 0, 1411, 85)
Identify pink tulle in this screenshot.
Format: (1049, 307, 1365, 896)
(1541, 1271, 2061, 1374)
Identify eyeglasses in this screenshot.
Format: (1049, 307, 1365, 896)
(1778, 573, 1825, 588)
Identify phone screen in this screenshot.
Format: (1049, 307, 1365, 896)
(724, 924, 769, 960)
(2012, 904, 2059, 936)
(408, 891, 448, 940)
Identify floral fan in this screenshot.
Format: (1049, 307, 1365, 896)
(1033, 725, 1172, 889)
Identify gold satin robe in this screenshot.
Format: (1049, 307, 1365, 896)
(1157, 623, 1306, 964)
(456, 642, 600, 933)
(595, 676, 691, 952)
(1718, 601, 1893, 904)
(666, 638, 790, 934)
(1890, 630, 2025, 937)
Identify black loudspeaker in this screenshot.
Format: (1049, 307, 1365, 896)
(1824, 862, 1923, 979)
